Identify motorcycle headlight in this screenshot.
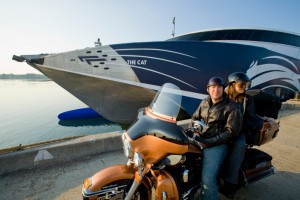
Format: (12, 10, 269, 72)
(133, 152, 145, 168)
(122, 133, 133, 159)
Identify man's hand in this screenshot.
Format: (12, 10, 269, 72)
(194, 132, 200, 137)
(185, 129, 195, 138)
(185, 129, 207, 149)
(197, 141, 206, 149)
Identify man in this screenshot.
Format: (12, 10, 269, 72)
(187, 77, 242, 200)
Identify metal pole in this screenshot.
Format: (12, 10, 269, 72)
(172, 17, 176, 37)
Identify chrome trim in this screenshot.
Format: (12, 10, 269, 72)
(133, 152, 145, 168)
(162, 191, 167, 200)
(183, 170, 189, 182)
(122, 133, 133, 159)
(244, 166, 275, 185)
(125, 179, 141, 200)
(82, 184, 127, 198)
(182, 185, 200, 200)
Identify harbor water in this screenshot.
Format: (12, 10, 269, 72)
(0, 80, 122, 149)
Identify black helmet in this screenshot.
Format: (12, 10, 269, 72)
(207, 77, 225, 87)
(227, 72, 250, 84)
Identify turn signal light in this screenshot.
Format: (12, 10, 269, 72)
(83, 178, 92, 189)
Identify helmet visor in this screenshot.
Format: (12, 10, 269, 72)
(236, 81, 251, 90)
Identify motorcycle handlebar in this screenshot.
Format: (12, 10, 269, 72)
(188, 137, 203, 150)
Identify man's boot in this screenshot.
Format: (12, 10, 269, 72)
(219, 181, 237, 199)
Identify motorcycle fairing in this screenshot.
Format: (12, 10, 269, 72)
(126, 108, 189, 145)
(125, 132, 188, 164)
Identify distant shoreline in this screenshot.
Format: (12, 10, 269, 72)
(0, 73, 49, 80)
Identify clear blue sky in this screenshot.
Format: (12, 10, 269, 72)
(1, 0, 300, 74)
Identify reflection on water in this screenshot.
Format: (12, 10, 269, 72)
(58, 117, 115, 127)
(0, 80, 123, 149)
(58, 117, 131, 130)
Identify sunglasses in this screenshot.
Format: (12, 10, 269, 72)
(236, 81, 251, 89)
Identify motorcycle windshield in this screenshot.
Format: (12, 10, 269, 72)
(149, 83, 182, 119)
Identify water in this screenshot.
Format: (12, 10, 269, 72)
(0, 80, 123, 149)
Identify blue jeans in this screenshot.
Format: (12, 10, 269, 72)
(223, 133, 247, 184)
(201, 144, 228, 200)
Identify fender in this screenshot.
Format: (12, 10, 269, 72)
(156, 170, 180, 200)
(82, 164, 152, 198)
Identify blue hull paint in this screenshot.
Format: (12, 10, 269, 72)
(58, 108, 101, 120)
(111, 41, 300, 116)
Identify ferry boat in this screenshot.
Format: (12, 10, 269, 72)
(13, 28, 300, 122)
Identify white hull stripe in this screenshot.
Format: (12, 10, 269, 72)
(262, 56, 299, 72)
(247, 64, 300, 91)
(262, 84, 296, 92)
(93, 48, 197, 59)
(106, 63, 197, 89)
(112, 54, 199, 71)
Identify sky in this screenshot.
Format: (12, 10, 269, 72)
(1, 0, 300, 74)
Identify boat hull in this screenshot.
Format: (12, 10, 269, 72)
(33, 64, 156, 123)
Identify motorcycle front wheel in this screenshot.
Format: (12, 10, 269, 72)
(83, 179, 150, 200)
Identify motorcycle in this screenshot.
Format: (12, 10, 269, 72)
(82, 83, 279, 200)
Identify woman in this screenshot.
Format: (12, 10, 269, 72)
(221, 72, 263, 198)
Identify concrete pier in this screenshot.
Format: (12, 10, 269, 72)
(0, 101, 300, 200)
(0, 131, 123, 175)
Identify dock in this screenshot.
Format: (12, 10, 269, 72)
(0, 101, 300, 200)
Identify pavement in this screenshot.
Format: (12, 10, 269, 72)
(232, 100, 300, 200)
(0, 100, 300, 200)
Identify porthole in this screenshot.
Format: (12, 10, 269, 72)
(102, 54, 108, 57)
(86, 51, 91, 53)
(111, 58, 117, 61)
(97, 50, 102, 53)
(104, 67, 110, 70)
(70, 59, 76, 61)
(100, 62, 105, 64)
(93, 65, 99, 68)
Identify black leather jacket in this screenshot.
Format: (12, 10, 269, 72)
(240, 94, 263, 145)
(192, 94, 242, 147)
(239, 94, 264, 139)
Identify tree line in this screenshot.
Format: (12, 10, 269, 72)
(0, 73, 49, 80)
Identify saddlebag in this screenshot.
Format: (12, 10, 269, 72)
(246, 117, 280, 146)
(241, 148, 275, 184)
(259, 117, 280, 145)
(253, 90, 281, 119)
